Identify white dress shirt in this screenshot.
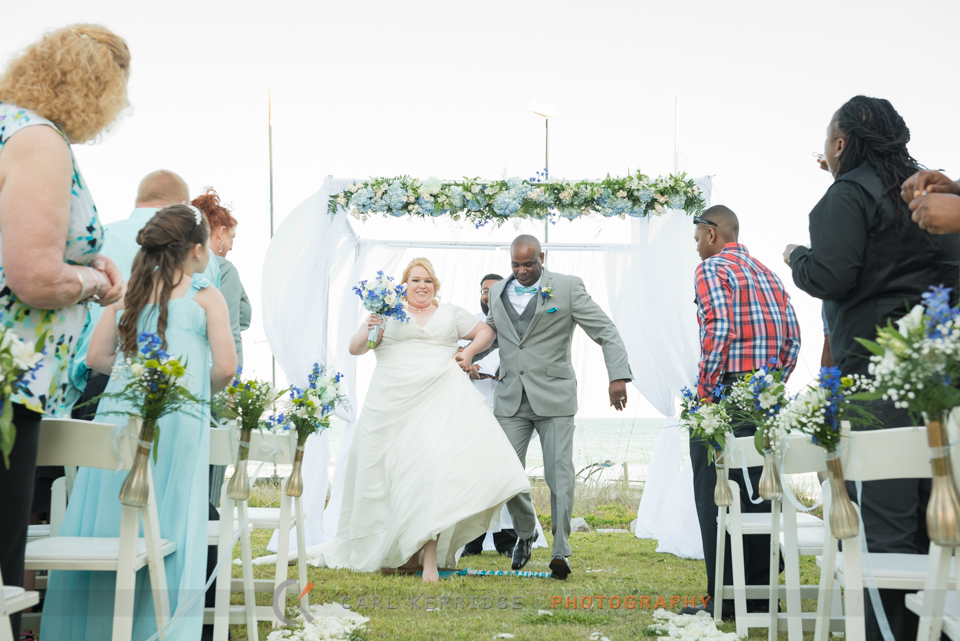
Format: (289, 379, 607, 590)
(506, 275, 542, 316)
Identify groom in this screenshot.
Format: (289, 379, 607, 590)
(485, 235, 632, 580)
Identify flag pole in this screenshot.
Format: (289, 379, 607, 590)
(269, 91, 276, 389)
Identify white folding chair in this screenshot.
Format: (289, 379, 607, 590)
(814, 425, 936, 641)
(1, 566, 38, 641)
(205, 428, 257, 641)
(26, 477, 66, 544)
(715, 433, 842, 639)
(24, 418, 175, 641)
(218, 428, 309, 627)
(905, 410, 960, 641)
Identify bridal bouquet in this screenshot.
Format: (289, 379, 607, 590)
(101, 332, 199, 506)
(354, 271, 410, 348)
(269, 363, 348, 497)
(0, 325, 44, 469)
(216, 369, 283, 500)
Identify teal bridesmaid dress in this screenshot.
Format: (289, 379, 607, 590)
(42, 275, 213, 641)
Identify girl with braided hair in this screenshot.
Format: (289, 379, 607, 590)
(785, 96, 960, 641)
(42, 205, 237, 640)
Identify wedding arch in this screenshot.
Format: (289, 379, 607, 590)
(259, 172, 711, 559)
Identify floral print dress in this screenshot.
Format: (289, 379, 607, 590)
(0, 103, 104, 415)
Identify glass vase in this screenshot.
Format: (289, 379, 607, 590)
(285, 439, 306, 497)
(119, 417, 155, 508)
(714, 449, 734, 507)
(758, 431, 783, 501)
(924, 412, 960, 547)
(226, 425, 252, 501)
(825, 450, 859, 540)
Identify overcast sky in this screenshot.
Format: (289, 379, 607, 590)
(7, 1, 960, 417)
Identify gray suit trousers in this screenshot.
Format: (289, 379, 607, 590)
(497, 395, 575, 558)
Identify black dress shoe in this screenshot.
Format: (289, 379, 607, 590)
(511, 533, 537, 570)
(549, 555, 571, 580)
(680, 599, 734, 619)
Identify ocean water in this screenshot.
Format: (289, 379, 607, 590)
(315, 416, 688, 485)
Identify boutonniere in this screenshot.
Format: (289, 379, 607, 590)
(538, 286, 553, 303)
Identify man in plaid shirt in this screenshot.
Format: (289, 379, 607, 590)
(682, 205, 801, 619)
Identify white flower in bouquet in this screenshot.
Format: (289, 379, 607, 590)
(896, 304, 924, 338)
(384, 292, 398, 307)
(758, 390, 778, 410)
(8, 338, 42, 371)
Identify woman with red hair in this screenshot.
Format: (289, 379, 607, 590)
(192, 188, 250, 367)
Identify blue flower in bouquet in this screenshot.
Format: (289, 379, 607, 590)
(354, 271, 410, 323)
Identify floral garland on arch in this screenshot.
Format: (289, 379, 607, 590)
(327, 170, 706, 227)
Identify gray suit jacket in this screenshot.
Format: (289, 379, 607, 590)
(486, 268, 632, 418)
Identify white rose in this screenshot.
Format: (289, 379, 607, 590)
(384, 292, 398, 306)
(336, 195, 347, 206)
(616, 190, 627, 198)
(348, 183, 360, 193)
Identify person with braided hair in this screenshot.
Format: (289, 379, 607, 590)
(785, 96, 960, 641)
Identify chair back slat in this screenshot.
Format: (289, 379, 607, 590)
(245, 429, 296, 465)
(838, 426, 929, 481)
(209, 428, 233, 466)
(780, 433, 828, 474)
(35, 418, 136, 470)
(727, 434, 763, 468)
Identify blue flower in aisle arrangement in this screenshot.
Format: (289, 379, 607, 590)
(724, 358, 791, 453)
(98, 332, 200, 464)
(270, 363, 349, 446)
(773, 367, 875, 453)
(354, 271, 411, 349)
(0, 322, 45, 468)
(328, 169, 706, 226)
(852, 285, 960, 423)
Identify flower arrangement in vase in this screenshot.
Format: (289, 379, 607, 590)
(99, 332, 199, 507)
(215, 369, 282, 501)
(855, 285, 960, 546)
(681, 386, 734, 507)
(269, 363, 348, 497)
(723, 359, 790, 500)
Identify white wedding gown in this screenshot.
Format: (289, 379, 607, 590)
(302, 304, 531, 571)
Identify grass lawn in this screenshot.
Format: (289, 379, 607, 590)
(227, 480, 824, 640)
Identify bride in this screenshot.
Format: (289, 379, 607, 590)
(327, 257, 531, 582)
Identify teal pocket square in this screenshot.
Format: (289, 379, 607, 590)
(546, 307, 559, 313)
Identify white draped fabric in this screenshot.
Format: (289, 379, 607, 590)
(604, 178, 710, 559)
(261, 177, 709, 559)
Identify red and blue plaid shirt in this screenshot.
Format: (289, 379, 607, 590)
(694, 243, 801, 398)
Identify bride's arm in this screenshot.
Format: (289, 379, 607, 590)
(349, 313, 384, 355)
(455, 321, 495, 371)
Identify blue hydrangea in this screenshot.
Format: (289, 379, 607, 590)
(384, 182, 408, 211)
(635, 189, 654, 205)
(351, 187, 374, 212)
(446, 186, 466, 210)
(667, 193, 686, 210)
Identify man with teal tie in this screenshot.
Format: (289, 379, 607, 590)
(486, 235, 632, 580)
(68, 170, 222, 417)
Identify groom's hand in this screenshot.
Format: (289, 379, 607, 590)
(608, 380, 628, 411)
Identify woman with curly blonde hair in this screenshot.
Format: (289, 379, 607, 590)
(0, 24, 128, 632)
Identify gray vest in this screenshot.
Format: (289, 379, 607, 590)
(501, 285, 539, 339)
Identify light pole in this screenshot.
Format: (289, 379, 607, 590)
(532, 102, 558, 250)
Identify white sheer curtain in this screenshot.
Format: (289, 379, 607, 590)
(261, 177, 362, 552)
(604, 177, 710, 559)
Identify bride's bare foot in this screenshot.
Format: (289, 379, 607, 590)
(422, 537, 439, 583)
